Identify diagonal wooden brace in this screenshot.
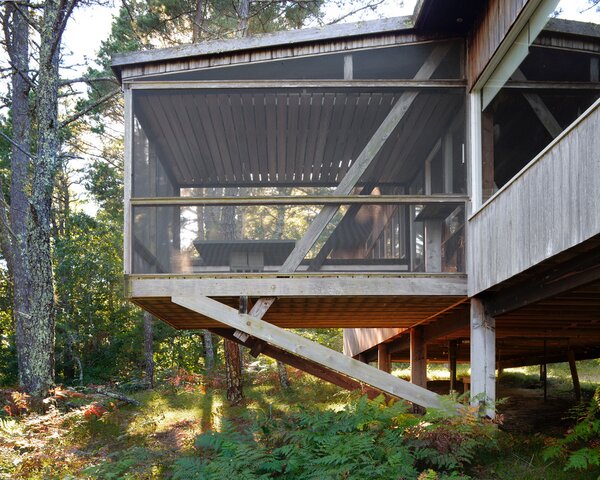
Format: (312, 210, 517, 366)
(173, 295, 455, 410)
(251, 45, 452, 318)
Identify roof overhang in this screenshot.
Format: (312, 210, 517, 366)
(111, 15, 415, 81)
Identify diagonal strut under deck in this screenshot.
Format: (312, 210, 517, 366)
(172, 295, 453, 410)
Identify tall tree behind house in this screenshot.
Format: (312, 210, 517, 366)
(0, 0, 83, 396)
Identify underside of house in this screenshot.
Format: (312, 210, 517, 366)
(112, 0, 600, 411)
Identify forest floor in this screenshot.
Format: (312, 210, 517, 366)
(0, 361, 599, 479)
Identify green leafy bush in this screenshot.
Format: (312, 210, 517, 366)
(543, 387, 600, 473)
(173, 396, 496, 479)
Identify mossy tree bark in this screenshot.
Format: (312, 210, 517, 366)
(0, 0, 78, 397)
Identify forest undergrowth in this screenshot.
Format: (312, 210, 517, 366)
(1, 364, 599, 479)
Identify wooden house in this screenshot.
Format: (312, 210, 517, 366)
(112, 0, 600, 411)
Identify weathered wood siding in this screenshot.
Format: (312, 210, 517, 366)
(468, 99, 600, 295)
(467, 0, 529, 88)
(120, 32, 446, 80)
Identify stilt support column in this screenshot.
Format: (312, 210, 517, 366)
(410, 326, 427, 388)
(378, 343, 391, 373)
(470, 297, 496, 418)
(448, 340, 458, 393)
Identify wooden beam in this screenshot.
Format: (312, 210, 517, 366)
(127, 80, 466, 90)
(567, 349, 581, 402)
(173, 295, 450, 410)
(498, 346, 600, 368)
(279, 44, 450, 274)
(410, 326, 427, 388)
(124, 86, 133, 275)
(130, 194, 469, 207)
(470, 297, 495, 418)
(130, 276, 468, 298)
(389, 306, 470, 355)
(211, 328, 386, 400)
(485, 248, 600, 317)
(513, 69, 562, 139)
(377, 343, 391, 373)
(481, 110, 495, 202)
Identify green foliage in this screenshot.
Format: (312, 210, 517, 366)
(543, 387, 600, 474)
(83, 446, 155, 479)
(0, 265, 16, 385)
(173, 396, 497, 479)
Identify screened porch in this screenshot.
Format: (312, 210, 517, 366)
(125, 40, 468, 276)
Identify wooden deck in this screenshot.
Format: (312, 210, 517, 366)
(129, 274, 467, 329)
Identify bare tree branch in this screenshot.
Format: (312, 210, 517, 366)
(59, 76, 119, 87)
(59, 88, 121, 128)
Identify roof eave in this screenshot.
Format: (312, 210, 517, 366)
(111, 15, 414, 79)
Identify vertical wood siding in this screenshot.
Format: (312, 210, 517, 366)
(467, 0, 529, 88)
(468, 100, 600, 295)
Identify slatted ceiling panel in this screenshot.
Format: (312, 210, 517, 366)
(310, 93, 335, 183)
(205, 95, 232, 181)
(295, 94, 312, 182)
(317, 93, 345, 183)
(286, 93, 303, 182)
(135, 99, 187, 181)
(363, 91, 427, 183)
(264, 94, 277, 181)
(272, 93, 285, 182)
(382, 94, 449, 181)
(340, 94, 372, 176)
(329, 93, 360, 183)
(173, 94, 209, 182)
(242, 94, 259, 181)
(361, 93, 432, 183)
(383, 97, 460, 182)
(154, 95, 198, 182)
(217, 94, 239, 181)
(192, 94, 224, 182)
(302, 94, 321, 181)
(135, 90, 462, 188)
(229, 95, 250, 182)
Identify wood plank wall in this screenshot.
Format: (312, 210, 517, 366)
(467, 0, 529, 88)
(468, 99, 600, 295)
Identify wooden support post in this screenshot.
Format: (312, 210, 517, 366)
(567, 349, 582, 403)
(425, 222, 443, 272)
(591, 57, 599, 82)
(448, 340, 458, 393)
(377, 343, 391, 373)
(344, 54, 353, 80)
(481, 111, 495, 202)
(358, 353, 368, 364)
(540, 363, 547, 401)
(410, 326, 427, 388)
(470, 297, 495, 418)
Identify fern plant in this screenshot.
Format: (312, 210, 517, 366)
(172, 395, 497, 479)
(543, 387, 600, 473)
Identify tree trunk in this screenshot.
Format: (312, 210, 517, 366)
(143, 312, 155, 388)
(238, 0, 250, 37)
(1, 1, 59, 397)
(224, 338, 243, 405)
(277, 361, 290, 389)
(192, 0, 205, 42)
(202, 329, 215, 370)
